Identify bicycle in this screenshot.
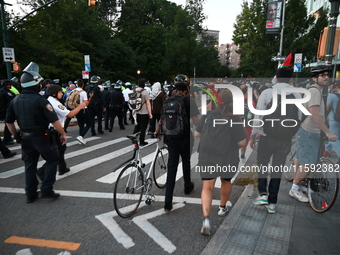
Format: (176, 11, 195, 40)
(284, 136, 339, 213)
(113, 132, 168, 218)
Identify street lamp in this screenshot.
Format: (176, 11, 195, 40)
(137, 70, 140, 82)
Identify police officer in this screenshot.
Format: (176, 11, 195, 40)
(6, 69, 67, 203)
(87, 75, 104, 136)
(106, 83, 126, 132)
(37, 85, 88, 179)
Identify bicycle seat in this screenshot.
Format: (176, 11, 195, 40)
(126, 132, 141, 144)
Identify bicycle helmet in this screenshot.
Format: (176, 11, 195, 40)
(46, 84, 62, 96)
(174, 74, 190, 86)
(311, 65, 331, 77)
(20, 71, 44, 88)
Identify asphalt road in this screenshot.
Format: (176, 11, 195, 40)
(0, 121, 246, 255)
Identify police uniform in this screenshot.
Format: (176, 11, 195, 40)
(107, 87, 125, 131)
(40, 96, 70, 175)
(6, 89, 60, 202)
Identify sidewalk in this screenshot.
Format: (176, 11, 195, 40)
(202, 150, 340, 255)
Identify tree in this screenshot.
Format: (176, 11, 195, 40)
(232, 0, 328, 78)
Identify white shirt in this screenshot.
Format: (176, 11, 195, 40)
(123, 88, 132, 102)
(48, 96, 70, 128)
(251, 82, 302, 137)
(75, 88, 88, 108)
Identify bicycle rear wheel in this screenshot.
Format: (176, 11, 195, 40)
(153, 146, 168, 189)
(308, 158, 339, 213)
(113, 163, 144, 218)
(284, 139, 296, 182)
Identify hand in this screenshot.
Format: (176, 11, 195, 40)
(249, 138, 257, 150)
(327, 132, 337, 142)
(60, 134, 67, 145)
(149, 113, 153, 119)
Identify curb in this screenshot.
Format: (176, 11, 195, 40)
(201, 184, 254, 255)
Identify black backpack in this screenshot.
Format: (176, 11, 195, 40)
(161, 95, 188, 138)
(333, 93, 340, 121)
(263, 92, 300, 140)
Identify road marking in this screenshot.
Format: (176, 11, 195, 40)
(0, 137, 126, 179)
(0, 136, 101, 166)
(132, 203, 185, 254)
(5, 236, 80, 251)
(0, 187, 225, 206)
(95, 206, 148, 249)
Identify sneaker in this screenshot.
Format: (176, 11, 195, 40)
(254, 195, 268, 205)
(218, 205, 229, 216)
(289, 189, 308, 202)
(77, 136, 87, 145)
(201, 218, 211, 236)
(140, 142, 148, 147)
(265, 203, 276, 214)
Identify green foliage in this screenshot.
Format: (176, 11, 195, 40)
(1, 0, 228, 82)
(233, 0, 328, 78)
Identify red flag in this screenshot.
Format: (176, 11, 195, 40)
(282, 52, 293, 67)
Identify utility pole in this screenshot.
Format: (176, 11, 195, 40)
(278, 0, 286, 66)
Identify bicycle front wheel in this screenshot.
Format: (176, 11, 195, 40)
(113, 164, 144, 218)
(153, 146, 168, 189)
(308, 158, 339, 213)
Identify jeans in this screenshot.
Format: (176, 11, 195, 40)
(257, 135, 291, 204)
(76, 109, 91, 137)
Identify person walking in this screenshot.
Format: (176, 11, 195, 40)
(0, 80, 16, 144)
(122, 82, 133, 125)
(326, 81, 340, 163)
(107, 83, 125, 131)
(195, 90, 246, 235)
(6, 67, 66, 203)
(250, 67, 302, 213)
(37, 85, 88, 178)
(74, 79, 91, 145)
(62, 83, 76, 133)
(132, 78, 153, 146)
(289, 65, 337, 202)
(87, 75, 104, 136)
(148, 82, 166, 138)
(155, 74, 199, 212)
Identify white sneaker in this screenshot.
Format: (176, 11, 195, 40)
(289, 189, 308, 202)
(201, 218, 210, 236)
(218, 205, 229, 216)
(265, 203, 276, 214)
(254, 195, 268, 205)
(77, 136, 87, 145)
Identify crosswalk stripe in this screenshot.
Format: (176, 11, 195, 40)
(0, 136, 101, 165)
(0, 137, 126, 179)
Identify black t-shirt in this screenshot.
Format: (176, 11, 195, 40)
(196, 110, 245, 167)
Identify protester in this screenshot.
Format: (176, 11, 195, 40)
(290, 65, 337, 202)
(132, 78, 153, 146)
(195, 90, 246, 235)
(250, 67, 302, 213)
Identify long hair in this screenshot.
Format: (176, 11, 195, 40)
(217, 90, 233, 116)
